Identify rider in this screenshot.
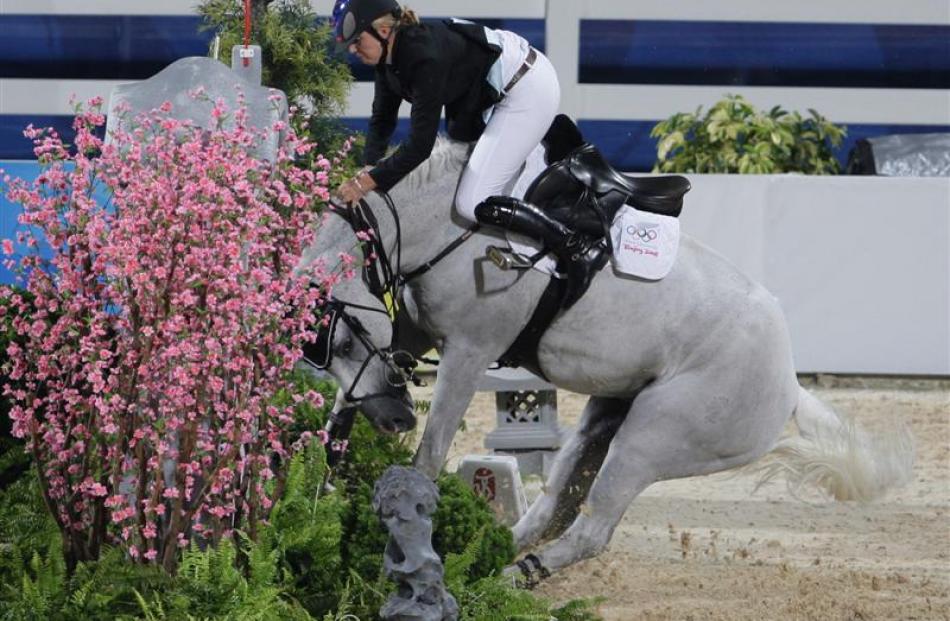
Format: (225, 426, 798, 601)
(333, 0, 602, 304)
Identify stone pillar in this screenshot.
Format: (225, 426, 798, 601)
(373, 466, 458, 621)
(480, 367, 564, 477)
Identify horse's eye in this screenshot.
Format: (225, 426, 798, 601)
(339, 337, 353, 356)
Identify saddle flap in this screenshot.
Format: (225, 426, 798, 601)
(524, 159, 578, 208)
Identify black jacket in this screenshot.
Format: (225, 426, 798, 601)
(364, 20, 503, 191)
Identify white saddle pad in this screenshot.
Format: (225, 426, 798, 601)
(609, 205, 680, 280)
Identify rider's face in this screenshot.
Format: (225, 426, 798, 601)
(349, 26, 391, 65)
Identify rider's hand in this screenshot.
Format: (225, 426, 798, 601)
(338, 170, 378, 204)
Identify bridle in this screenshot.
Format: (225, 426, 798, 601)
(302, 297, 417, 404)
(301, 192, 477, 406)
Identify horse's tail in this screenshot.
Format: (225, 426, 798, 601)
(755, 387, 914, 501)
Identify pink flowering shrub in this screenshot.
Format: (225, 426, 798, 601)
(0, 95, 346, 572)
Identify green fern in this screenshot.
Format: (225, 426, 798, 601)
(133, 588, 167, 621)
(550, 598, 608, 621)
(0, 546, 67, 620)
(413, 399, 432, 416)
(443, 525, 488, 592)
(328, 570, 392, 621)
(264, 439, 345, 615)
(432, 474, 516, 580)
(172, 541, 246, 617)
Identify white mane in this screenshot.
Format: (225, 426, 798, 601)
(400, 136, 471, 191)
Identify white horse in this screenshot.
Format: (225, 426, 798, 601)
(297, 138, 914, 576)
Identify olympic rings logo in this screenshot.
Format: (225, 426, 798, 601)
(625, 225, 658, 242)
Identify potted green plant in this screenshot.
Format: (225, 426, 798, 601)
(651, 94, 846, 174)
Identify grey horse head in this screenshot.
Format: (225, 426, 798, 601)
(299, 212, 417, 435)
(297, 139, 477, 438)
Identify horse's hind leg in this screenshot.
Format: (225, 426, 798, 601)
(525, 373, 791, 574)
(513, 396, 631, 550)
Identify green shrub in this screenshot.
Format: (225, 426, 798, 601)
(433, 474, 516, 580)
(198, 0, 354, 152)
(651, 94, 846, 174)
(0, 408, 600, 620)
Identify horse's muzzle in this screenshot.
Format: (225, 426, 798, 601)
(361, 388, 416, 434)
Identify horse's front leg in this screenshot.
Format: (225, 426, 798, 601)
(413, 341, 495, 479)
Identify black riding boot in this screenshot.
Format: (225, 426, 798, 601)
(474, 196, 607, 309)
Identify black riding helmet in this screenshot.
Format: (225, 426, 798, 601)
(332, 0, 402, 49)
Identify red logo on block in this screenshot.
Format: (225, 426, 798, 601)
(472, 467, 496, 501)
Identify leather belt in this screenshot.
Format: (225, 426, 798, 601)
(502, 47, 537, 95)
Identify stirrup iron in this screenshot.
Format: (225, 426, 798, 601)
(486, 245, 534, 271)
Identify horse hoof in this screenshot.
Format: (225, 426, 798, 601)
(504, 553, 550, 590)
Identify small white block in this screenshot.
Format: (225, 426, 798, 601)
(231, 44, 263, 86)
(456, 454, 528, 526)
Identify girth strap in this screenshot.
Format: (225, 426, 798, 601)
(497, 276, 566, 379)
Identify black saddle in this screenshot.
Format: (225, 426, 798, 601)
(530, 115, 691, 237)
(562, 143, 691, 217)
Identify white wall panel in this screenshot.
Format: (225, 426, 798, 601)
(680, 175, 950, 375)
(577, 0, 950, 25)
(4, 0, 941, 22)
(1, 79, 127, 116)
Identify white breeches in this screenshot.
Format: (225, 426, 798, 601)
(454, 47, 560, 222)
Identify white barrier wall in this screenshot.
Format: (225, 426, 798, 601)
(679, 175, 950, 375)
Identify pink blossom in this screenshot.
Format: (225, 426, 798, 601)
(0, 98, 344, 563)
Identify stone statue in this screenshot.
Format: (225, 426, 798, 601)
(373, 466, 458, 621)
(105, 56, 288, 162)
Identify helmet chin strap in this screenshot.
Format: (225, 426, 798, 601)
(367, 26, 392, 64)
